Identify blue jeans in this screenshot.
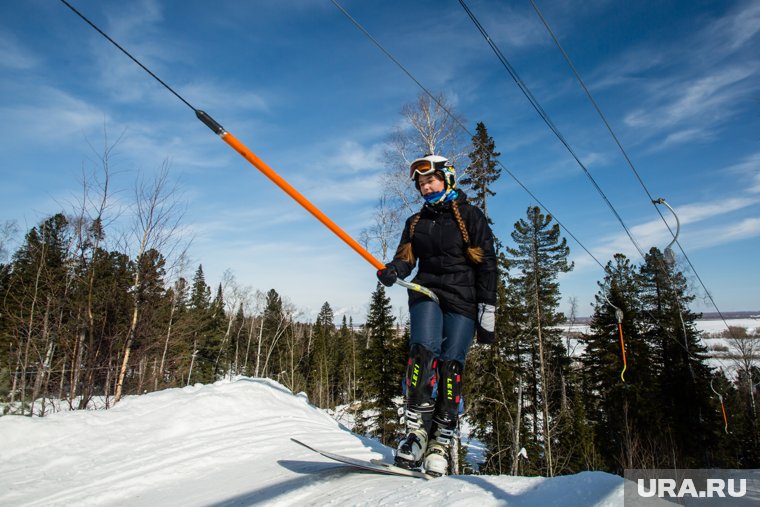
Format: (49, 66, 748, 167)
(409, 300, 475, 365)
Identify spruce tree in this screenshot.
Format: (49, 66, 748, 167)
(639, 247, 720, 467)
(361, 283, 403, 445)
(506, 206, 573, 477)
(310, 302, 335, 407)
(466, 255, 531, 475)
(185, 265, 217, 384)
(460, 122, 501, 224)
(2, 214, 72, 413)
(581, 254, 659, 472)
(260, 288, 287, 379)
(334, 315, 354, 406)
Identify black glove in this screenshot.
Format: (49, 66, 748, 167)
(376, 265, 398, 287)
(476, 303, 495, 344)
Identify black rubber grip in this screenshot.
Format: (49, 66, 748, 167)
(195, 110, 225, 135)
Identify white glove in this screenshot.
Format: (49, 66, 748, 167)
(477, 303, 495, 344)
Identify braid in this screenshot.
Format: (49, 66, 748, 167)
(451, 200, 484, 264)
(450, 200, 470, 244)
(409, 213, 422, 238)
(395, 213, 421, 265)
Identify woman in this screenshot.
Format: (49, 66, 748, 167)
(376, 154, 497, 476)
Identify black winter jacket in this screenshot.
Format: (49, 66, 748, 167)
(387, 192, 497, 319)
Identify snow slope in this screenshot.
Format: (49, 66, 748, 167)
(0, 378, 624, 506)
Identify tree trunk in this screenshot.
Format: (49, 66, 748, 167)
(114, 297, 139, 403)
(511, 377, 523, 475)
(254, 317, 264, 377)
(156, 294, 177, 391)
(534, 257, 553, 477)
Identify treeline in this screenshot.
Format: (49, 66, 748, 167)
(3, 106, 759, 479)
(0, 210, 409, 443)
(456, 122, 760, 476)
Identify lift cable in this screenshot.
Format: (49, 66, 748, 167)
(527, 0, 737, 338)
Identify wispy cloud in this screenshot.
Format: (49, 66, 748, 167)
(623, 66, 756, 130)
(686, 217, 760, 249)
(0, 85, 107, 144)
(570, 195, 760, 272)
(722, 151, 760, 194)
(591, 1, 760, 149)
(0, 32, 38, 70)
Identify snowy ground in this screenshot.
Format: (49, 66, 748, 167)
(561, 318, 759, 377)
(0, 378, 624, 506)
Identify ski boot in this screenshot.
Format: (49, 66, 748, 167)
(423, 424, 455, 476)
(394, 410, 428, 469)
(423, 359, 463, 477)
(395, 344, 437, 469)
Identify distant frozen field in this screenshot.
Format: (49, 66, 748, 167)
(560, 318, 759, 337)
(559, 318, 759, 377)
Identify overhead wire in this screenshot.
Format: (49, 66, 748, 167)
(59, 0, 196, 113)
(455, 0, 732, 379)
(456, 0, 648, 260)
(526, 0, 738, 342)
(330, 0, 723, 377)
(329, 0, 606, 272)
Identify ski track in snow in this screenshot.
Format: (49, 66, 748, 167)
(0, 378, 624, 506)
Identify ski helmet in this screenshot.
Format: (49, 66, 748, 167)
(409, 155, 456, 192)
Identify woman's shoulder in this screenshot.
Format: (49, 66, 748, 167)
(455, 197, 486, 220)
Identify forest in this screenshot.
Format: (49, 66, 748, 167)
(2, 95, 759, 477)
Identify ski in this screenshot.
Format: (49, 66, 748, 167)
(291, 438, 434, 480)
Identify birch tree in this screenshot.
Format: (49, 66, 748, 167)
(114, 163, 185, 403)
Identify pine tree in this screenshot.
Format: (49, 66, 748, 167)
(506, 206, 573, 477)
(639, 247, 721, 467)
(185, 265, 218, 384)
(460, 122, 501, 224)
(310, 302, 335, 407)
(361, 283, 403, 445)
(581, 254, 659, 472)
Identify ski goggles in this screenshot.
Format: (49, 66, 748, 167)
(409, 159, 447, 179)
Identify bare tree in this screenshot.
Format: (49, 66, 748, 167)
(726, 326, 760, 416)
(114, 163, 185, 403)
(381, 92, 468, 217)
(69, 131, 123, 410)
(359, 195, 403, 262)
(0, 220, 18, 264)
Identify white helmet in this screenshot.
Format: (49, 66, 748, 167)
(409, 155, 456, 191)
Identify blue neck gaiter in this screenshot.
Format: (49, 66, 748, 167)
(424, 189, 458, 206)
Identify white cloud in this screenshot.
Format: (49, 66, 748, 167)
(623, 65, 756, 132)
(0, 32, 38, 70)
(686, 217, 760, 249)
(703, 0, 760, 51)
(589, 1, 759, 150)
(0, 86, 107, 143)
(569, 196, 760, 273)
(721, 152, 760, 194)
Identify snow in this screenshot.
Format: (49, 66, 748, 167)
(559, 317, 759, 337)
(0, 377, 624, 506)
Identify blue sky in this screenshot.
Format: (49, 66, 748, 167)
(1, 0, 758, 323)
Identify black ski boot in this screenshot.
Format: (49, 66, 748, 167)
(395, 344, 437, 469)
